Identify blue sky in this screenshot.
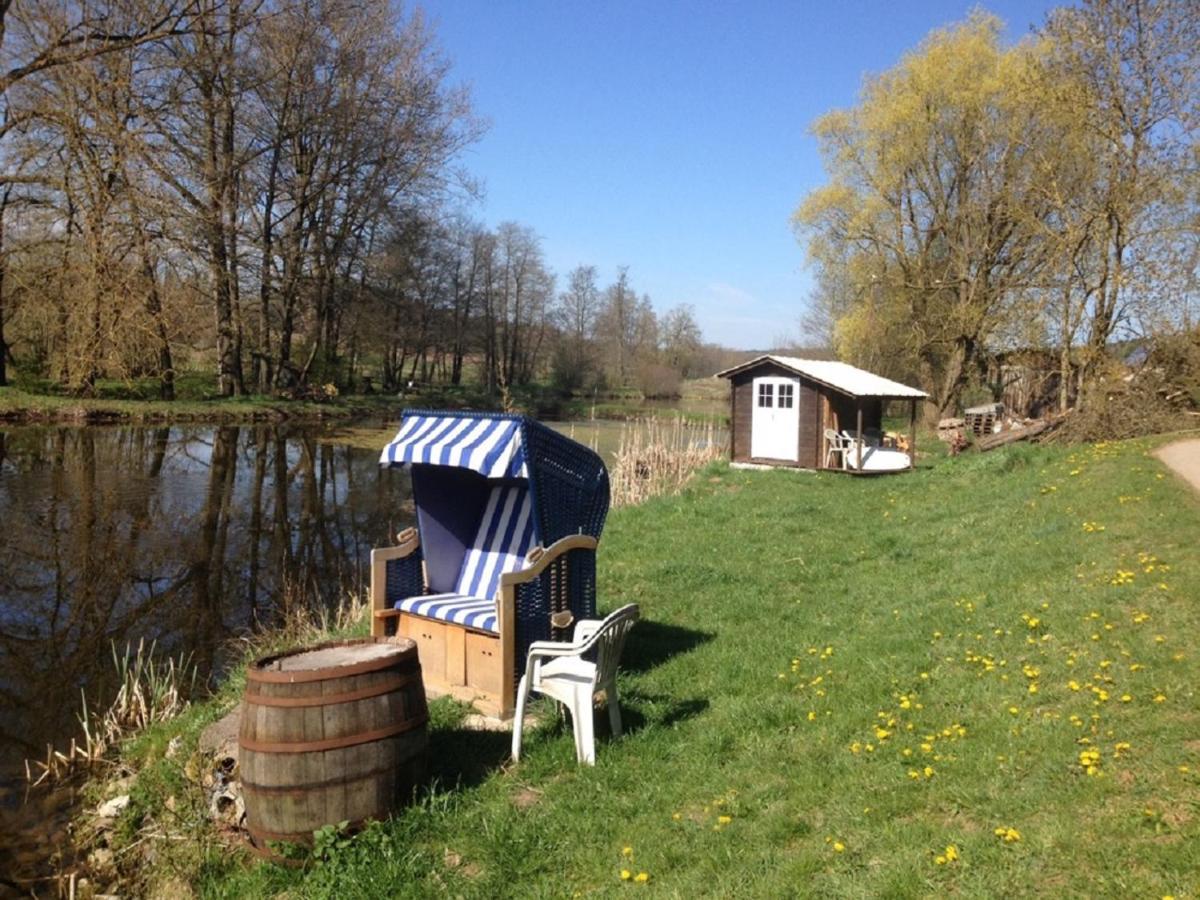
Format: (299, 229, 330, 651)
(423, 0, 1061, 349)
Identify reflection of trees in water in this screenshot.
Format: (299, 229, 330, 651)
(0, 425, 409, 768)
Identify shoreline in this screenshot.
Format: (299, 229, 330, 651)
(0, 387, 729, 428)
(0, 387, 406, 426)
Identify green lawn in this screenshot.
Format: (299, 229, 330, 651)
(115, 435, 1200, 898)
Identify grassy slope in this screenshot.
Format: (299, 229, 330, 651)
(129, 436, 1200, 898)
(0, 375, 401, 423)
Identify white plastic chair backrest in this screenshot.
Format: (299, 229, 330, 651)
(823, 428, 841, 445)
(580, 604, 640, 684)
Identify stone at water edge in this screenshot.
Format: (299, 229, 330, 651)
(95, 795, 131, 820)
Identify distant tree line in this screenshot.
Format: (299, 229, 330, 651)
(0, 1, 708, 399)
(795, 0, 1198, 423)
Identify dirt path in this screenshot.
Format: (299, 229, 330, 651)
(1154, 438, 1200, 495)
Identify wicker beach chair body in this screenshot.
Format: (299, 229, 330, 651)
(371, 410, 609, 718)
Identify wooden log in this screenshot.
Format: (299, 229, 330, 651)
(239, 637, 428, 856)
(976, 419, 1049, 451)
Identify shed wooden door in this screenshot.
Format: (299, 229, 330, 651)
(751, 376, 799, 461)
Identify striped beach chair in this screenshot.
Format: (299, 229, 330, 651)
(371, 411, 609, 718)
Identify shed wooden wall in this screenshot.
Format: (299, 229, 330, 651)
(798, 379, 822, 467)
(727, 363, 885, 469)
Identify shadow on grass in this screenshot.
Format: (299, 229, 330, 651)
(419, 621, 712, 789)
(620, 620, 714, 674)
(426, 726, 512, 792)
(613, 691, 709, 735)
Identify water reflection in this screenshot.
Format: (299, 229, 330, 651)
(0, 423, 409, 776)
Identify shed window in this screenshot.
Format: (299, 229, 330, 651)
(778, 383, 794, 408)
(757, 383, 773, 407)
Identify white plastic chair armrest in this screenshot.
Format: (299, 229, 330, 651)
(525, 639, 587, 661)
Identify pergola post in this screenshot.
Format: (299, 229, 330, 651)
(855, 405, 863, 471)
(908, 399, 917, 468)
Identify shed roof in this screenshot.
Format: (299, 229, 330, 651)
(715, 355, 928, 400)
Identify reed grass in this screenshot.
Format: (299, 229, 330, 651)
(608, 417, 724, 507)
(234, 577, 371, 662)
(25, 640, 197, 786)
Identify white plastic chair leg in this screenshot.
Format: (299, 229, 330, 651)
(568, 700, 585, 763)
(606, 687, 623, 738)
(511, 673, 531, 761)
(576, 688, 596, 765)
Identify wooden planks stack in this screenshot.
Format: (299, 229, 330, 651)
(239, 637, 428, 856)
(964, 403, 1004, 437)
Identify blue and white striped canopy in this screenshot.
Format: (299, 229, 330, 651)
(379, 413, 529, 479)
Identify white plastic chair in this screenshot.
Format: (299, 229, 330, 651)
(824, 428, 849, 469)
(510, 604, 640, 765)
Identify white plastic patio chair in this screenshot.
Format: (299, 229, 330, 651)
(824, 428, 849, 469)
(510, 603, 640, 765)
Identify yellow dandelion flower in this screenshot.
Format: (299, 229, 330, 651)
(622, 846, 633, 857)
(634, 872, 649, 883)
(620, 869, 631, 881)
(833, 841, 845, 853)
(718, 815, 732, 825)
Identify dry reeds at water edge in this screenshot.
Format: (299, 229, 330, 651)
(608, 417, 724, 508)
(234, 580, 370, 659)
(23, 587, 370, 787)
(25, 640, 197, 787)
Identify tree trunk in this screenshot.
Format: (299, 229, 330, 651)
(256, 146, 279, 392)
(201, 5, 244, 398)
(127, 183, 175, 400)
(0, 185, 9, 387)
(141, 248, 175, 401)
(208, 219, 240, 396)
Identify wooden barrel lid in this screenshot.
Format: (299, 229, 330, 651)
(249, 637, 418, 683)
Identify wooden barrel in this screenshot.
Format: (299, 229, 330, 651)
(239, 637, 428, 852)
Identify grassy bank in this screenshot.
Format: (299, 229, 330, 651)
(80, 434, 1200, 897)
(0, 376, 676, 426)
(0, 372, 733, 426)
(561, 379, 730, 425)
(0, 371, 407, 424)
(0, 384, 408, 424)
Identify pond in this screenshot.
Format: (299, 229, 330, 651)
(0, 422, 412, 880)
